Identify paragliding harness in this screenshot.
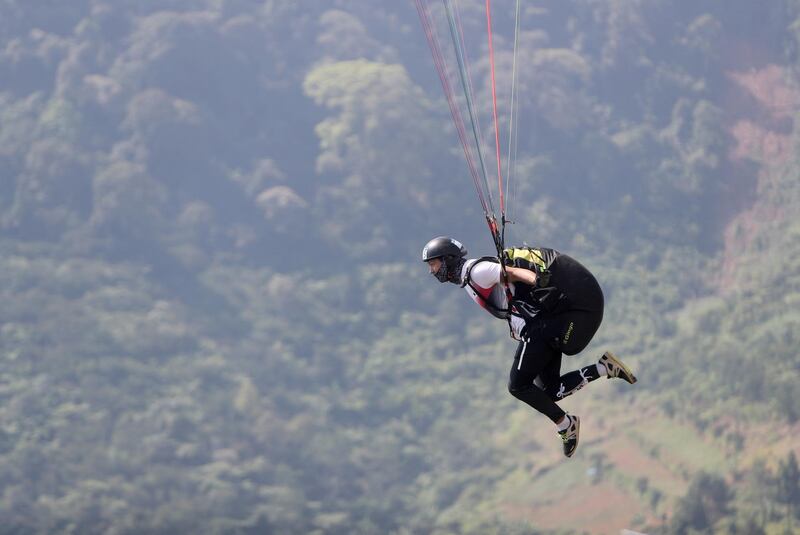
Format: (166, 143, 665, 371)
(461, 246, 565, 338)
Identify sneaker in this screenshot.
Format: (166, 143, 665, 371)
(599, 351, 637, 384)
(558, 414, 580, 458)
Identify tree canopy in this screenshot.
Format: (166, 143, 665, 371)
(0, 1, 799, 533)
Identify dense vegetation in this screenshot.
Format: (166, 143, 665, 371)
(0, 1, 798, 533)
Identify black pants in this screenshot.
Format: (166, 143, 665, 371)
(508, 308, 603, 422)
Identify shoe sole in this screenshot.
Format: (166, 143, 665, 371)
(603, 351, 638, 384)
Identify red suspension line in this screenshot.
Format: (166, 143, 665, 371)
(414, 0, 489, 213)
(485, 0, 505, 217)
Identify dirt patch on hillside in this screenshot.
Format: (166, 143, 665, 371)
(502, 481, 650, 534)
(602, 434, 685, 494)
(718, 64, 796, 291)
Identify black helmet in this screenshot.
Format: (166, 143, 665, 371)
(422, 236, 468, 284)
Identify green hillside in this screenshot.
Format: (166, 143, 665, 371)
(0, 1, 799, 534)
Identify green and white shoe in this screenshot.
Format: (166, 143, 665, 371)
(600, 351, 637, 384)
(558, 414, 580, 458)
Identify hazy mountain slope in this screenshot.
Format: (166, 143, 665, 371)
(0, 2, 799, 534)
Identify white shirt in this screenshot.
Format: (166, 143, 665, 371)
(460, 259, 527, 339)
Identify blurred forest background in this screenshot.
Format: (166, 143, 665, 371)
(1, 1, 799, 534)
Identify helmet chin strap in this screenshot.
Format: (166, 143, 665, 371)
(447, 256, 466, 284)
(432, 256, 466, 284)
(433, 261, 449, 283)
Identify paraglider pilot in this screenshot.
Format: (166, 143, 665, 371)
(422, 236, 637, 457)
